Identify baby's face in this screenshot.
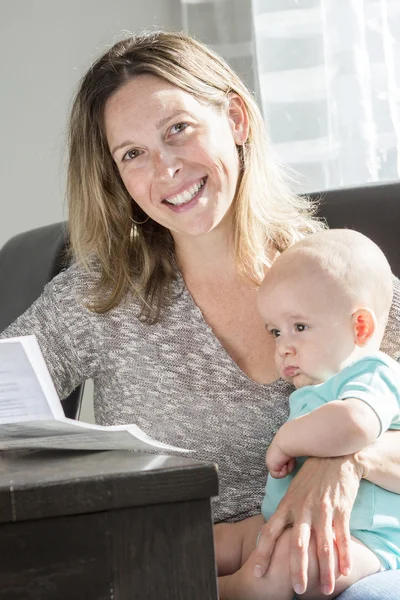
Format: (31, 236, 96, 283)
(257, 268, 356, 389)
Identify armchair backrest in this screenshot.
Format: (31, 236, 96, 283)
(0, 222, 83, 420)
(313, 181, 400, 278)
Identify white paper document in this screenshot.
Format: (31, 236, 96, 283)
(0, 335, 190, 453)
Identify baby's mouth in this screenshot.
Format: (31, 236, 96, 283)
(283, 366, 299, 378)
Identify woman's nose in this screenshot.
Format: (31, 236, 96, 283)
(153, 148, 182, 181)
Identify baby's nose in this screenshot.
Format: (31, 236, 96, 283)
(277, 338, 296, 356)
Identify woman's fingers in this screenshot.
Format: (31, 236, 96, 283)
(290, 510, 336, 596)
(333, 510, 352, 577)
(251, 513, 288, 577)
(315, 509, 336, 595)
(289, 521, 311, 595)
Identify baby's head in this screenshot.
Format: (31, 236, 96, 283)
(257, 229, 393, 389)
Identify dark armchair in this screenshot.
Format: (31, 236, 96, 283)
(0, 222, 83, 419)
(312, 181, 400, 278)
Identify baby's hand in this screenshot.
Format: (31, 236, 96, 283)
(266, 440, 296, 479)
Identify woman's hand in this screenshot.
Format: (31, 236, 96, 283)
(250, 455, 364, 595)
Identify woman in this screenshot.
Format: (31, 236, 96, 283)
(2, 31, 400, 597)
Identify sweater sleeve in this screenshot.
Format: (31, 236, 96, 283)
(0, 263, 103, 400)
(381, 275, 400, 362)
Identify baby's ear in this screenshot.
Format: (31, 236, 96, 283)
(352, 308, 376, 346)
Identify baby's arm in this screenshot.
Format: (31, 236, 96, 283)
(267, 399, 381, 477)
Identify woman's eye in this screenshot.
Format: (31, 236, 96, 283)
(123, 149, 141, 161)
(295, 323, 308, 332)
(170, 122, 189, 135)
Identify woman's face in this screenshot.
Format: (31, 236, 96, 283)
(104, 74, 248, 243)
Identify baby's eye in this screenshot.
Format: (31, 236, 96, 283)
(123, 148, 141, 161)
(269, 328, 281, 338)
(170, 122, 189, 135)
(294, 323, 308, 332)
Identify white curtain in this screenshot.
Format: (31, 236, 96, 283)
(181, 0, 400, 192)
(181, 0, 260, 99)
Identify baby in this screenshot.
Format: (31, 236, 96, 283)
(217, 229, 400, 600)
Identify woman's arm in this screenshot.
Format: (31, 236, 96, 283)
(0, 264, 101, 399)
(355, 429, 400, 493)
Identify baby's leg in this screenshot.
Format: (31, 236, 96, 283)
(214, 514, 265, 576)
(218, 527, 296, 600)
(301, 535, 381, 599)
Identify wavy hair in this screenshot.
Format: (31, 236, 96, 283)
(67, 30, 323, 322)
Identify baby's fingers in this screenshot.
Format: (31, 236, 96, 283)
(287, 458, 296, 474)
(270, 467, 288, 479)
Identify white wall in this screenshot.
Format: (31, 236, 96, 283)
(1, 0, 182, 248)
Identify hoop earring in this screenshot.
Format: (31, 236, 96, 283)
(130, 214, 150, 226)
(236, 143, 247, 171)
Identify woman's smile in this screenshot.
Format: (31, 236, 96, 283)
(162, 176, 207, 211)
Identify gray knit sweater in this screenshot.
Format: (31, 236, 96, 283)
(2, 264, 400, 523)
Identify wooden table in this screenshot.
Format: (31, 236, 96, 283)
(0, 450, 219, 599)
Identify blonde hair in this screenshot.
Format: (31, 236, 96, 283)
(67, 30, 323, 322)
(269, 229, 393, 327)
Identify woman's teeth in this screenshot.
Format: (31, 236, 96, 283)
(164, 178, 206, 206)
